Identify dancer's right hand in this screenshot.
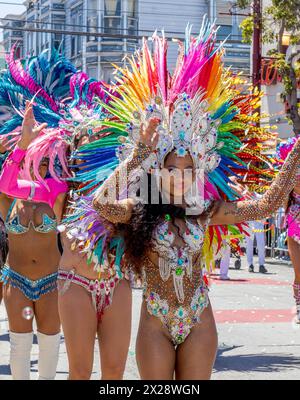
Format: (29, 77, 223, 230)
(139, 117, 160, 151)
(18, 100, 48, 150)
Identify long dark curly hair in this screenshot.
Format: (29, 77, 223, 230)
(117, 173, 209, 272)
(286, 193, 293, 214)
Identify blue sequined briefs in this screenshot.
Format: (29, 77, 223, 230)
(1, 265, 58, 301)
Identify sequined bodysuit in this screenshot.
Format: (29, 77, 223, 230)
(142, 216, 210, 345)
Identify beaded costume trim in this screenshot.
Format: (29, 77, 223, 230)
(144, 277, 209, 346)
(1, 265, 58, 301)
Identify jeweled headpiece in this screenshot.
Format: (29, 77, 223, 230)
(119, 92, 223, 173)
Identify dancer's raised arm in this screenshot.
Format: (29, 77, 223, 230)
(93, 118, 159, 224)
(210, 138, 300, 225)
(0, 101, 68, 209)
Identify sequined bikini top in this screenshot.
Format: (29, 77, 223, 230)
(151, 215, 207, 303)
(5, 199, 57, 235)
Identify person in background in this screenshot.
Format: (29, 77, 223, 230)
(246, 191, 268, 273)
(219, 241, 231, 280)
(246, 218, 267, 273)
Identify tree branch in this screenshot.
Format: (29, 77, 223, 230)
(278, 20, 286, 54)
(285, 55, 300, 135)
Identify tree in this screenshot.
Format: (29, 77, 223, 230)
(236, 0, 300, 135)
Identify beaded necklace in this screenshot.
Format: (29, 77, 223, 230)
(152, 213, 206, 303)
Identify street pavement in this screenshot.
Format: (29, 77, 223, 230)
(1, 255, 300, 380)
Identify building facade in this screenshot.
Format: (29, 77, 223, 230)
(1, 0, 250, 82)
(2, 13, 25, 58)
(64, 0, 140, 81)
(23, 0, 66, 55)
(0, 43, 5, 69)
(213, 0, 250, 75)
(260, 0, 294, 139)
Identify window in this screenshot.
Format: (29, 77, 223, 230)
(41, 6, 50, 14)
(54, 39, 63, 50)
(86, 56, 98, 63)
(53, 22, 64, 44)
(87, 66, 97, 79)
(88, 0, 98, 34)
(103, 16, 122, 36)
(71, 37, 76, 57)
(104, 0, 122, 40)
(12, 21, 24, 28)
(104, 0, 121, 16)
(217, 25, 232, 40)
(87, 16, 98, 42)
(70, 6, 83, 57)
(77, 13, 83, 53)
(127, 0, 136, 17)
(100, 66, 114, 83)
(52, 14, 65, 20)
(127, 1, 138, 40)
(86, 45, 98, 53)
(53, 23, 63, 31)
(12, 31, 23, 37)
(28, 32, 33, 54)
(41, 20, 48, 48)
(101, 43, 122, 52)
(127, 17, 138, 38)
(53, 3, 64, 10)
(127, 43, 138, 53)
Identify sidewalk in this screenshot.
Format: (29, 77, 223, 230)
(1, 256, 299, 380)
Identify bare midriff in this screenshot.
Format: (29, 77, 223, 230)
(59, 233, 109, 280)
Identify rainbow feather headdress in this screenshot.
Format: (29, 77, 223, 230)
(98, 18, 276, 203)
(64, 18, 277, 274)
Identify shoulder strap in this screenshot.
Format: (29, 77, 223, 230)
(6, 198, 17, 223)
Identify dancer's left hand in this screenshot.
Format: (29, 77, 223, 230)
(19, 100, 48, 149)
(139, 117, 160, 150)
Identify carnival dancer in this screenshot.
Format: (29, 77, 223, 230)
(0, 111, 63, 380)
(63, 19, 295, 379)
(277, 138, 300, 323)
(0, 50, 132, 379)
(92, 120, 300, 380)
(0, 49, 77, 379)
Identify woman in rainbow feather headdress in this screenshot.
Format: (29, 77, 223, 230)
(0, 50, 132, 380)
(277, 138, 300, 324)
(63, 19, 300, 379)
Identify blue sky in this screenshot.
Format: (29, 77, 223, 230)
(0, 2, 26, 41)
